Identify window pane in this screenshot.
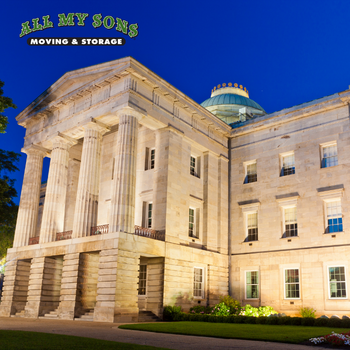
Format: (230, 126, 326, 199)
(322, 145, 338, 168)
(247, 213, 258, 241)
(194, 268, 203, 298)
(246, 162, 257, 183)
(138, 265, 147, 295)
(246, 271, 259, 299)
(285, 269, 300, 298)
(327, 201, 342, 233)
(282, 154, 295, 176)
(329, 267, 347, 298)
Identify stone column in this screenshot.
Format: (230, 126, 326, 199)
(13, 145, 47, 248)
(40, 135, 76, 244)
(109, 109, 140, 233)
(72, 120, 109, 238)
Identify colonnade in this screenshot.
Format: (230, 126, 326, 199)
(13, 109, 141, 247)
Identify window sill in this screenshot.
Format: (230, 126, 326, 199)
(323, 231, 344, 237)
(280, 235, 300, 240)
(242, 240, 259, 245)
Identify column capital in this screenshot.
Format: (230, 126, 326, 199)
(116, 107, 144, 121)
(83, 117, 111, 134)
(21, 144, 50, 157)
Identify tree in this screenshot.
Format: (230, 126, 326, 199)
(0, 80, 19, 261)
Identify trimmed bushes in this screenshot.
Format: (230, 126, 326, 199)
(170, 311, 350, 327)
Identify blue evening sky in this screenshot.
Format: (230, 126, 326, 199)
(1, 0, 350, 204)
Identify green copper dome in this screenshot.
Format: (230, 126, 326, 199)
(201, 93, 265, 113)
(200, 84, 266, 125)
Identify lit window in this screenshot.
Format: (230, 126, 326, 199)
(247, 212, 258, 241)
(281, 152, 295, 176)
(193, 267, 204, 298)
(321, 143, 338, 168)
(147, 203, 152, 228)
(138, 265, 147, 295)
(326, 200, 343, 233)
(190, 156, 200, 178)
(145, 148, 155, 170)
(329, 266, 347, 298)
(284, 207, 298, 237)
(246, 271, 259, 299)
(285, 269, 300, 299)
(244, 161, 257, 184)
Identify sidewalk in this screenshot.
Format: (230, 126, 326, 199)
(0, 317, 322, 350)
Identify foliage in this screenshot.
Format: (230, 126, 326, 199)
(211, 302, 231, 316)
(310, 331, 350, 346)
(163, 305, 182, 321)
(219, 295, 241, 315)
(301, 317, 315, 327)
(258, 306, 278, 317)
(239, 304, 277, 317)
(0, 81, 19, 261)
(300, 307, 316, 318)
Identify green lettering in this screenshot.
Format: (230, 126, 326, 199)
(128, 23, 138, 38)
(19, 21, 32, 38)
(32, 18, 43, 32)
(103, 16, 115, 29)
(92, 14, 102, 28)
(42, 15, 54, 29)
(58, 13, 75, 27)
(76, 13, 88, 26)
(116, 18, 128, 34)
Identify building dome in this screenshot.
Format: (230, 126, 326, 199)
(200, 83, 266, 125)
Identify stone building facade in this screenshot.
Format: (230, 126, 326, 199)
(0, 56, 349, 321)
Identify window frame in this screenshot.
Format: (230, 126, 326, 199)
(193, 267, 205, 299)
(189, 207, 199, 238)
(245, 270, 259, 300)
(246, 211, 258, 242)
(283, 206, 298, 238)
(138, 264, 147, 296)
(284, 268, 301, 299)
(243, 160, 257, 184)
(239, 202, 260, 243)
(145, 147, 155, 171)
(328, 266, 347, 299)
(280, 151, 295, 177)
(190, 155, 200, 178)
(320, 141, 338, 169)
(142, 201, 153, 229)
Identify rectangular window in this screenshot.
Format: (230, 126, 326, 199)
(247, 212, 258, 241)
(284, 207, 298, 237)
(246, 271, 259, 299)
(193, 267, 204, 298)
(147, 203, 152, 228)
(142, 202, 152, 228)
(189, 208, 198, 238)
(138, 265, 147, 295)
(285, 269, 300, 299)
(329, 266, 347, 298)
(322, 143, 338, 168)
(145, 148, 155, 170)
(326, 200, 343, 233)
(190, 156, 200, 178)
(281, 153, 295, 176)
(244, 161, 257, 183)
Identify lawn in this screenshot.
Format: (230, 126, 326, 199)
(119, 321, 350, 344)
(0, 330, 169, 350)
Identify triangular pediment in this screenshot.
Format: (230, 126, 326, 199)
(17, 57, 132, 123)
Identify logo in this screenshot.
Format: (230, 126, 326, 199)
(20, 13, 138, 46)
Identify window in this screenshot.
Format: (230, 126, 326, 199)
(247, 212, 258, 241)
(244, 160, 257, 184)
(246, 271, 259, 299)
(321, 143, 338, 168)
(138, 265, 147, 295)
(190, 156, 200, 178)
(189, 208, 199, 238)
(145, 148, 155, 170)
(285, 269, 300, 299)
(284, 207, 298, 237)
(193, 267, 204, 298)
(142, 202, 153, 228)
(281, 152, 295, 176)
(326, 200, 343, 233)
(329, 266, 347, 298)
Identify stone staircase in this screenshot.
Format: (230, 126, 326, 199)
(11, 310, 25, 318)
(138, 311, 161, 322)
(40, 308, 59, 319)
(74, 309, 94, 321)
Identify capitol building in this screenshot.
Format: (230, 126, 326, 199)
(1, 57, 349, 321)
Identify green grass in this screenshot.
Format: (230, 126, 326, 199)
(0, 330, 169, 350)
(119, 321, 350, 344)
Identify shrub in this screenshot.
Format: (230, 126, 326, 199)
(189, 305, 212, 314)
(266, 316, 279, 325)
(315, 318, 329, 327)
(277, 316, 292, 325)
(256, 316, 267, 324)
(341, 319, 350, 328)
(211, 302, 231, 316)
(300, 307, 316, 318)
(301, 317, 315, 326)
(163, 305, 182, 321)
(233, 315, 246, 323)
(241, 304, 259, 317)
(220, 295, 241, 315)
(244, 316, 257, 324)
(290, 317, 302, 326)
(328, 318, 342, 328)
(258, 306, 278, 317)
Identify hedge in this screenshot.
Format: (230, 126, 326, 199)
(172, 312, 350, 328)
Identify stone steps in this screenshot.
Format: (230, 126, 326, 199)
(138, 311, 161, 322)
(39, 308, 59, 319)
(74, 309, 94, 321)
(11, 310, 25, 318)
